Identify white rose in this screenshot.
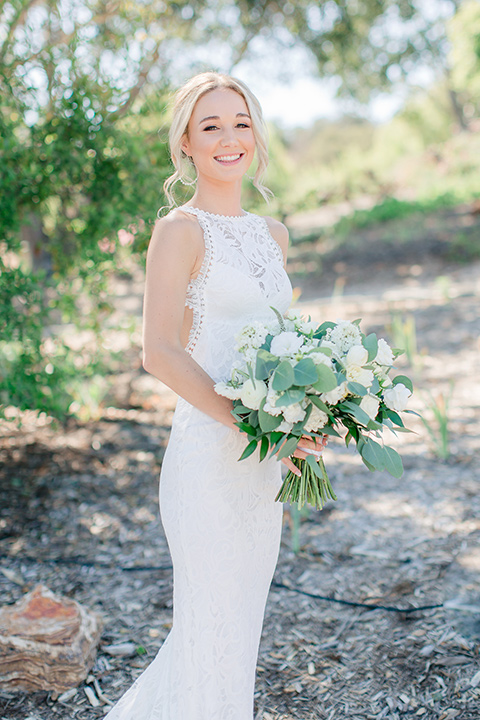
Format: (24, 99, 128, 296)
(359, 394, 380, 420)
(384, 383, 411, 412)
(346, 344, 368, 366)
(239, 379, 268, 410)
(309, 351, 333, 367)
(319, 339, 338, 355)
(321, 382, 348, 405)
(304, 404, 328, 432)
(375, 338, 394, 366)
(277, 419, 293, 433)
(214, 381, 242, 400)
(346, 365, 374, 388)
(263, 387, 282, 416)
(282, 404, 306, 424)
(270, 331, 304, 357)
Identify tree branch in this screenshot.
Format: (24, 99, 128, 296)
(108, 46, 161, 120)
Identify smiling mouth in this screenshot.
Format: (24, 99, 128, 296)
(214, 153, 244, 164)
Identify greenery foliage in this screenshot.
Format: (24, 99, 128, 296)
(1, 0, 479, 421)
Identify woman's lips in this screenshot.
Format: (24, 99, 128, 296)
(214, 153, 244, 165)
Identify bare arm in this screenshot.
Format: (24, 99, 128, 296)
(142, 213, 237, 430)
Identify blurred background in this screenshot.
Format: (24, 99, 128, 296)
(1, 2, 480, 719)
(0, 0, 479, 419)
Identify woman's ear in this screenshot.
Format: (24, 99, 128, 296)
(181, 135, 191, 157)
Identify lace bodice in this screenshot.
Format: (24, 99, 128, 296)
(181, 207, 293, 381)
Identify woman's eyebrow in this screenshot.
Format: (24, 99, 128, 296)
(199, 112, 251, 124)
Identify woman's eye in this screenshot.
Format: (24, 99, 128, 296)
(237, 123, 250, 129)
(203, 125, 219, 131)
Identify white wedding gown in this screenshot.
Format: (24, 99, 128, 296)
(104, 207, 293, 720)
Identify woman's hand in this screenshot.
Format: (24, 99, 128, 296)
(281, 434, 328, 477)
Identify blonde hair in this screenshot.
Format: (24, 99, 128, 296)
(163, 72, 272, 207)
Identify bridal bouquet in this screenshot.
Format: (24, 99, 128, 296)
(214, 309, 414, 510)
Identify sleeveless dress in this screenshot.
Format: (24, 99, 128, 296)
(104, 207, 293, 720)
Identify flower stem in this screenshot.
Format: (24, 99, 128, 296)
(275, 456, 336, 510)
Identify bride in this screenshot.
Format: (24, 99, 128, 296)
(104, 71, 325, 720)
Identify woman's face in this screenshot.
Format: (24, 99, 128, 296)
(181, 88, 256, 185)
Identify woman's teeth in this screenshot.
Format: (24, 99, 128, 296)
(215, 154, 242, 163)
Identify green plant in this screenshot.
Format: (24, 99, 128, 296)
(388, 312, 418, 367)
(288, 503, 311, 554)
(420, 385, 454, 460)
(447, 232, 480, 263)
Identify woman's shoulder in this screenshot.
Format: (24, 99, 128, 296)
(155, 206, 202, 231)
(147, 207, 204, 264)
(151, 207, 203, 243)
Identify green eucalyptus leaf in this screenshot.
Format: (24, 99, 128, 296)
(383, 446, 403, 478)
(272, 360, 295, 391)
(276, 388, 306, 406)
(311, 364, 337, 392)
(313, 321, 336, 337)
(258, 406, 282, 432)
(309, 395, 333, 416)
(362, 333, 378, 362)
(347, 381, 368, 396)
(255, 349, 279, 380)
(385, 409, 405, 427)
(361, 455, 377, 472)
(370, 377, 381, 395)
(392, 375, 413, 392)
(340, 400, 371, 426)
(361, 438, 386, 471)
(293, 357, 318, 386)
(322, 425, 341, 438)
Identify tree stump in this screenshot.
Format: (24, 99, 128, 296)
(0, 584, 103, 692)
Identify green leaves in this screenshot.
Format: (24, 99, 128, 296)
(360, 438, 403, 478)
(255, 349, 279, 380)
(392, 375, 414, 392)
(311, 364, 337, 392)
(276, 388, 306, 406)
(347, 381, 368, 396)
(340, 399, 371, 426)
(258, 406, 282, 432)
(293, 357, 318, 386)
(362, 332, 378, 362)
(271, 360, 295, 391)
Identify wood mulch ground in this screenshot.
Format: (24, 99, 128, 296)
(1, 205, 479, 720)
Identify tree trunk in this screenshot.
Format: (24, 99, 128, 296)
(20, 211, 53, 274)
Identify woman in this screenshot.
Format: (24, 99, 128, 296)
(104, 71, 325, 720)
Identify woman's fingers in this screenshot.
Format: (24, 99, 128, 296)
(281, 456, 301, 477)
(294, 434, 328, 459)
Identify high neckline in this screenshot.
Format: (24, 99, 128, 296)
(181, 206, 250, 220)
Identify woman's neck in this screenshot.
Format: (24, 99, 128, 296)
(188, 179, 244, 217)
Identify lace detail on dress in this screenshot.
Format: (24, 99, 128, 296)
(183, 208, 214, 354)
(259, 216, 285, 267)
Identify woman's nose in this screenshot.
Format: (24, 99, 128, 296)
(220, 127, 237, 145)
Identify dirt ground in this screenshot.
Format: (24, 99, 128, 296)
(1, 204, 479, 720)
